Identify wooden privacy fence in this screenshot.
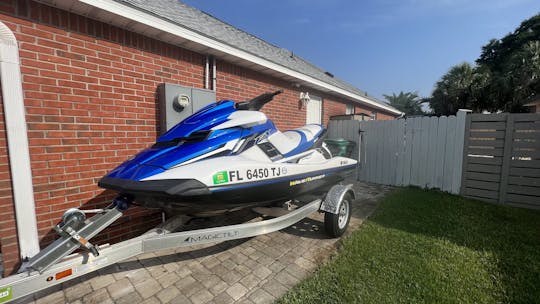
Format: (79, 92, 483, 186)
(328, 111, 467, 194)
(461, 113, 540, 209)
(328, 111, 540, 209)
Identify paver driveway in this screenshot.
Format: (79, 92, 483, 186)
(17, 181, 391, 304)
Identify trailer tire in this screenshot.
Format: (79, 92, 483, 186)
(324, 192, 352, 237)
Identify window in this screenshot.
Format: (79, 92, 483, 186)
(346, 104, 354, 115)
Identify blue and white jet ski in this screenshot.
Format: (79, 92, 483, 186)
(99, 90, 357, 215)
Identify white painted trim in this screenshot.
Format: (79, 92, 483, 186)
(74, 0, 401, 115)
(0, 22, 40, 258)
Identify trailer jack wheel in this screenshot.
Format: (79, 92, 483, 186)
(324, 193, 352, 237)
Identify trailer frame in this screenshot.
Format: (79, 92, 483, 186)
(0, 184, 354, 303)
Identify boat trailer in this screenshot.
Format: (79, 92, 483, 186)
(0, 184, 354, 303)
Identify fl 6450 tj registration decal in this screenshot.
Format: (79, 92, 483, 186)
(212, 167, 287, 185)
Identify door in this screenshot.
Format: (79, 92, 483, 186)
(306, 95, 322, 124)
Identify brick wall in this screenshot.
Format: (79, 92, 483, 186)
(374, 112, 396, 120)
(216, 60, 309, 131)
(216, 60, 363, 129)
(323, 97, 347, 126)
(355, 105, 397, 121)
(0, 0, 396, 275)
(0, 0, 209, 275)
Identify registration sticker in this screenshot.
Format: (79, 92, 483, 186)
(0, 286, 13, 303)
(212, 171, 229, 185)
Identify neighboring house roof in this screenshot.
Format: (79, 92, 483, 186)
(38, 0, 401, 115)
(523, 96, 540, 107)
(524, 101, 540, 106)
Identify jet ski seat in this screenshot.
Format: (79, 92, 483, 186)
(267, 124, 324, 157)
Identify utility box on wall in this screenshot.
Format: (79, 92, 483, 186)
(157, 83, 216, 133)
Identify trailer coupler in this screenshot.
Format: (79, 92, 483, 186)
(18, 196, 132, 274)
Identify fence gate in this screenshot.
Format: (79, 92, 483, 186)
(461, 113, 540, 209)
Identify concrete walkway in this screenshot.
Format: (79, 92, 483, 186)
(19, 181, 392, 304)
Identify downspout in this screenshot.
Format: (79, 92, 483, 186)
(0, 22, 40, 259)
(211, 56, 216, 91)
(204, 55, 209, 90)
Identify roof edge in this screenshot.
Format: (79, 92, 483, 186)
(71, 0, 402, 115)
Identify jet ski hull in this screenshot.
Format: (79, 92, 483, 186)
(99, 164, 356, 215)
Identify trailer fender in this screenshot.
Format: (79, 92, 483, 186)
(320, 184, 355, 214)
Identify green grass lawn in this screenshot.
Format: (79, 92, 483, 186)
(278, 188, 540, 304)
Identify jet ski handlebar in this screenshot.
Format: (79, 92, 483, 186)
(236, 90, 283, 111)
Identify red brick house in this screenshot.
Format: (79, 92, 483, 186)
(0, 0, 400, 275)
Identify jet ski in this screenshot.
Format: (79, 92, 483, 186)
(98, 90, 357, 215)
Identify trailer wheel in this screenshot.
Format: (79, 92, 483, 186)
(324, 192, 352, 237)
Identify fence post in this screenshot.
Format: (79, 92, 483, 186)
(393, 120, 405, 186)
(452, 110, 470, 194)
(357, 127, 363, 181)
(459, 112, 472, 195)
(402, 119, 413, 185)
(499, 114, 514, 204)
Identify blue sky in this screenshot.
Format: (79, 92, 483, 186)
(181, 0, 540, 101)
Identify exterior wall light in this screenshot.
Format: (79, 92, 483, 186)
(299, 92, 310, 107)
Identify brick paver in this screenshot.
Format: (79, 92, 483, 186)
(16, 182, 391, 303)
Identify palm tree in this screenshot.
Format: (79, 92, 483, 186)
(428, 63, 476, 115)
(383, 91, 425, 116)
